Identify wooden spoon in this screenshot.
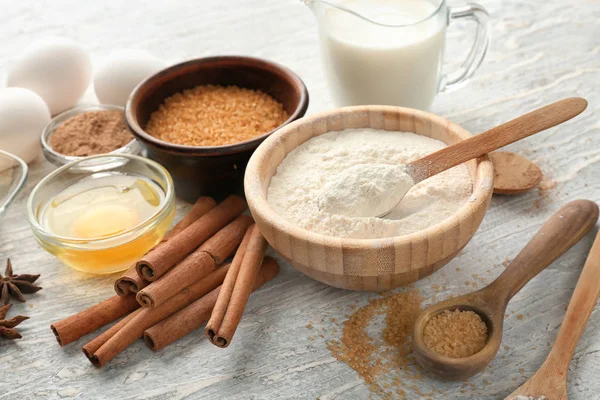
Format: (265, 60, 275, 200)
(411, 199, 599, 380)
(320, 97, 586, 218)
(504, 229, 600, 400)
(491, 151, 543, 195)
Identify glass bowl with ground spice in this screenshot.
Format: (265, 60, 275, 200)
(27, 154, 175, 274)
(41, 104, 141, 166)
(126, 56, 308, 202)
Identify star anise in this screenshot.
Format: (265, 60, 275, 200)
(0, 259, 42, 305)
(0, 303, 28, 339)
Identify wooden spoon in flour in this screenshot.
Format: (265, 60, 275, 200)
(491, 151, 543, 195)
(318, 98, 586, 218)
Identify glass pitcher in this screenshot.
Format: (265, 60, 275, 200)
(305, 0, 490, 111)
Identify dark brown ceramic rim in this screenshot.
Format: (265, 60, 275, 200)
(125, 55, 309, 157)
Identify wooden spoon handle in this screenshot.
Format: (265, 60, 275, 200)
(545, 230, 600, 367)
(487, 200, 599, 302)
(407, 97, 587, 183)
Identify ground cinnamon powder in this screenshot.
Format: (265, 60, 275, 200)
(50, 110, 133, 157)
(423, 309, 488, 358)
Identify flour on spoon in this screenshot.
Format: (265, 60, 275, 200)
(318, 163, 414, 218)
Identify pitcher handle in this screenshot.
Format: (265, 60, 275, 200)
(439, 3, 491, 92)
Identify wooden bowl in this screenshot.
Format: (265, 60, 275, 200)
(244, 106, 494, 291)
(126, 56, 309, 202)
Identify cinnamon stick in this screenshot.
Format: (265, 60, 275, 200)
(114, 197, 216, 296)
(51, 295, 139, 346)
(206, 226, 268, 348)
(136, 215, 253, 308)
(88, 264, 231, 367)
(199, 215, 254, 265)
(205, 225, 255, 341)
(136, 252, 215, 308)
(136, 195, 247, 282)
(82, 309, 141, 358)
(114, 268, 145, 296)
(163, 197, 219, 240)
(144, 257, 279, 351)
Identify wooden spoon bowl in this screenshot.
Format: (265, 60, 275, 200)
(491, 151, 543, 195)
(412, 200, 599, 380)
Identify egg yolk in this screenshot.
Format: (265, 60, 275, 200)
(71, 204, 140, 239)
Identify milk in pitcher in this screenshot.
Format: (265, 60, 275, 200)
(318, 0, 446, 110)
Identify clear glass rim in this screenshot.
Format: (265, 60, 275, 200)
(27, 154, 175, 248)
(308, 0, 446, 27)
(0, 149, 28, 217)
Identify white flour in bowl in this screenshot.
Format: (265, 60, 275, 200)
(267, 128, 473, 239)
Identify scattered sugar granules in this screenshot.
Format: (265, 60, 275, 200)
(326, 289, 422, 399)
(422, 309, 488, 358)
(515, 396, 546, 400)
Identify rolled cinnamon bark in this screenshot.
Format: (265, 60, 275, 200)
(136, 251, 214, 308)
(136, 195, 247, 282)
(136, 216, 253, 308)
(205, 225, 255, 341)
(51, 295, 139, 346)
(199, 216, 254, 265)
(163, 197, 219, 240)
(114, 268, 145, 296)
(144, 257, 279, 351)
(88, 264, 231, 367)
(207, 226, 269, 348)
(82, 309, 141, 358)
(114, 197, 217, 296)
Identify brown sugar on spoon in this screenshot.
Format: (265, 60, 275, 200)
(422, 309, 488, 358)
(50, 110, 133, 156)
(491, 151, 543, 195)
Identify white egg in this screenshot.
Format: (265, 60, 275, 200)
(6, 37, 92, 115)
(94, 50, 167, 107)
(0, 88, 51, 164)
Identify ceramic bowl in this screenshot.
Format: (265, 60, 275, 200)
(126, 56, 309, 203)
(41, 104, 141, 167)
(245, 106, 494, 291)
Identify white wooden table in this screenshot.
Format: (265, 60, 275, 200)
(0, 0, 599, 398)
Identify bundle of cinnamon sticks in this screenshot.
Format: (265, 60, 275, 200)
(50, 195, 278, 367)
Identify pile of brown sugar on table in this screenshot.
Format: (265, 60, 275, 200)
(324, 289, 435, 399)
(145, 84, 289, 146)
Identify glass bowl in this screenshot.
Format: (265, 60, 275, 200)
(41, 104, 141, 167)
(0, 149, 28, 218)
(27, 154, 175, 275)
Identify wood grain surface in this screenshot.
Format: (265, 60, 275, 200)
(0, 0, 599, 399)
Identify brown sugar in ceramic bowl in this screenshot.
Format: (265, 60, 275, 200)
(126, 56, 309, 202)
(245, 106, 494, 291)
